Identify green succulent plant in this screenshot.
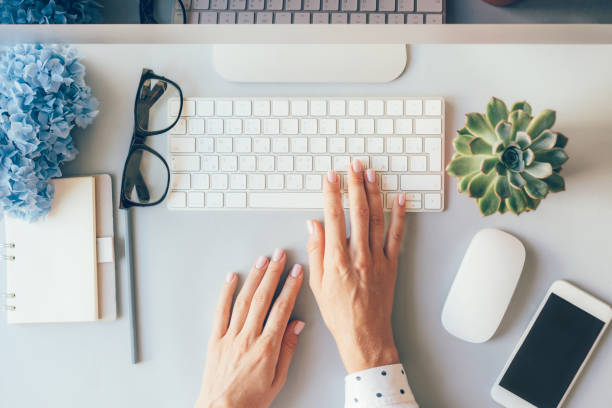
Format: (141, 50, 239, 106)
(446, 98, 569, 216)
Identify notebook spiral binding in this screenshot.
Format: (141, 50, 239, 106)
(3, 242, 16, 310)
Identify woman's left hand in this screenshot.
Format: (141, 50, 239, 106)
(196, 249, 305, 408)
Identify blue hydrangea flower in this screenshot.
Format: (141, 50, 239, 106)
(0, 0, 102, 24)
(0, 44, 99, 221)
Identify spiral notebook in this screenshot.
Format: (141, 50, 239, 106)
(4, 175, 116, 324)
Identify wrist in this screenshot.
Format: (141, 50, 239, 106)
(336, 330, 400, 373)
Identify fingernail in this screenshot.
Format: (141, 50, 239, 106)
(398, 193, 406, 206)
(294, 321, 306, 335)
(272, 248, 284, 262)
(327, 170, 338, 183)
(306, 220, 314, 234)
(225, 272, 235, 283)
(352, 160, 363, 173)
(290, 264, 303, 278)
(366, 169, 376, 184)
(255, 256, 267, 269)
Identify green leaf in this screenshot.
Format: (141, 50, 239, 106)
(495, 121, 512, 146)
(511, 101, 532, 115)
(523, 148, 535, 166)
(458, 127, 473, 136)
(495, 162, 507, 176)
(446, 156, 483, 177)
(453, 134, 473, 155)
(543, 173, 566, 193)
(534, 148, 569, 168)
(495, 175, 511, 199)
(508, 110, 531, 141)
(479, 182, 501, 216)
(468, 171, 496, 198)
(481, 157, 499, 174)
(465, 113, 497, 145)
(458, 171, 479, 193)
(493, 141, 505, 154)
(486, 97, 508, 129)
(524, 162, 553, 179)
(530, 130, 557, 151)
(515, 131, 532, 149)
(526, 109, 556, 138)
(555, 132, 569, 148)
(522, 172, 549, 199)
(508, 171, 526, 189)
(525, 194, 541, 211)
(469, 137, 493, 155)
(498, 199, 508, 214)
(506, 188, 527, 215)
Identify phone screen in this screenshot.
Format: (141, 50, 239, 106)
(499, 293, 605, 408)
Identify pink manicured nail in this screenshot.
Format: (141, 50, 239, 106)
(366, 169, 376, 184)
(327, 170, 338, 183)
(255, 256, 267, 269)
(398, 193, 406, 206)
(272, 248, 284, 262)
(290, 264, 303, 278)
(294, 321, 306, 335)
(306, 220, 314, 234)
(352, 160, 363, 173)
(225, 272, 235, 283)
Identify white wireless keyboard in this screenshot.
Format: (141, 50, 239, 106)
(167, 97, 445, 211)
(175, 0, 445, 24)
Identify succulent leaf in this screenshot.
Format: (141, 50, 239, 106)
(530, 130, 557, 151)
(534, 148, 569, 168)
(543, 173, 566, 192)
(469, 137, 493, 155)
(453, 134, 474, 155)
(446, 156, 483, 177)
(509, 110, 531, 140)
(458, 171, 479, 193)
(479, 183, 501, 216)
(511, 101, 532, 115)
(495, 121, 512, 146)
(498, 199, 508, 214)
(507, 188, 527, 214)
(458, 127, 472, 136)
(524, 162, 553, 179)
(554, 132, 569, 148)
(481, 157, 499, 174)
(486, 97, 509, 129)
(526, 109, 556, 138)
(500, 145, 525, 172)
(523, 148, 535, 166)
(468, 171, 495, 198)
(525, 194, 541, 211)
(495, 162, 507, 176)
(522, 172, 549, 199)
(495, 175, 512, 199)
(493, 141, 505, 154)
(508, 171, 526, 189)
(465, 113, 497, 145)
(515, 131, 532, 149)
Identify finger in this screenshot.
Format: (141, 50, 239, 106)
(243, 248, 287, 335)
(385, 193, 406, 260)
(364, 168, 385, 254)
(263, 264, 304, 339)
(272, 320, 305, 389)
(347, 160, 370, 254)
(211, 272, 239, 338)
(306, 220, 324, 287)
(227, 256, 269, 334)
(323, 170, 347, 252)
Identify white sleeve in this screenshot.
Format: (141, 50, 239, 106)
(344, 364, 419, 408)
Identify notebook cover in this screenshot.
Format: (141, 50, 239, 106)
(5, 177, 98, 324)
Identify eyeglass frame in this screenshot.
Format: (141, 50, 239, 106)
(119, 68, 184, 210)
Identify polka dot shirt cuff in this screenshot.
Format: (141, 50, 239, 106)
(345, 364, 418, 408)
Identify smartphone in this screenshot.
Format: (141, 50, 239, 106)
(491, 280, 611, 408)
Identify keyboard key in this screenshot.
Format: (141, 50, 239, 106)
(353, 156, 369, 168)
(219, 11, 236, 22)
(406, 13, 423, 23)
(248, 174, 266, 189)
(417, 0, 442, 12)
(415, 118, 442, 134)
(206, 118, 223, 134)
(226, 193, 247, 207)
(410, 155, 427, 171)
(329, 138, 346, 153)
(170, 137, 196, 153)
(371, 156, 389, 171)
(368, 13, 385, 24)
(217, 138, 233, 152)
(424, 193, 442, 209)
(310, 138, 327, 153)
(275, 11, 291, 22)
(376, 119, 394, 134)
(210, 0, 228, 7)
(348, 100, 365, 116)
(206, 192, 223, 208)
(286, 174, 303, 190)
(331, 12, 347, 23)
(220, 156, 238, 171)
(388, 13, 404, 24)
(313, 12, 329, 23)
(424, 137, 442, 171)
(304, 0, 321, 10)
(172, 156, 200, 171)
(382, 175, 397, 190)
(229, 0, 246, 8)
(295, 156, 313, 171)
(211, 174, 228, 189)
(200, 11, 218, 23)
(235, 138, 252, 153)
(194, 0, 211, 9)
(197, 100, 214, 116)
(272, 100, 290, 116)
(406, 192, 422, 201)
(268, 0, 283, 9)
(192, 174, 210, 189)
(168, 192, 187, 208)
(198, 137, 214, 152)
(263, 119, 280, 134)
(398, 0, 414, 11)
(170, 118, 186, 134)
(188, 118, 205, 134)
(239, 156, 257, 171)
(291, 138, 308, 153)
(339, 118, 355, 134)
(291, 100, 308, 116)
(329, 100, 346, 116)
(230, 174, 247, 189)
(267, 174, 284, 189)
(256, 11, 273, 23)
(248, 0, 264, 9)
(349, 13, 366, 23)
(281, 118, 299, 134)
(272, 138, 289, 153)
(395, 118, 413, 134)
(360, 0, 376, 10)
(400, 174, 441, 190)
(305, 174, 322, 190)
(244, 118, 261, 134)
(253, 100, 271, 116)
(294, 12, 311, 23)
(215, 101, 233, 116)
(314, 156, 332, 171)
(320, 119, 337, 134)
(323, 0, 339, 9)
(379, 0, 395, 11)
(253, 138, 271, 152)
(405, 99, 423, 115)
(277, 156, 294, 171)
(424, 99, 442, 116)
(258, 156, 275, 171)
(301, 118, 318, 134)
(333, 156, 350, 171)
(405, 137, 422, 153)
(188, 192, 205, 208)
(249, 192, 324, 208)
(341, 0, 357, 10)
(348, 138, 365, 153)
(367, 100, 384, 116)
(171, 173, 191, 190)
(234, 100, 251, 116)
(225, 118, 242, 134)
(386, 137, 403, 153)
(202, 156, 219, 171)
(391, 156, 407, 172)
(357, 118, 374, 134)
(286, 0, 302, 9)
(310, 100, 327, 116)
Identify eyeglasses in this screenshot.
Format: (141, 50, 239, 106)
(119, 69, 183, 209)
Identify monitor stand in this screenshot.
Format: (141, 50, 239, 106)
(213, 44, 408, 83)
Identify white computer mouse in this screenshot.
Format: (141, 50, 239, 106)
(441, 228, 526, 343)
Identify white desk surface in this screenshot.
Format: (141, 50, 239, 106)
(1, 43, 611, 408)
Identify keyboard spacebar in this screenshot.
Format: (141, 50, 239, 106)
(249, 193, 324, 209)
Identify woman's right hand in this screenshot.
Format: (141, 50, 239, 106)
(306, 161, 407, 373)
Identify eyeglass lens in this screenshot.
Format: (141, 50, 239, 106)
(136, 77, 181, 134)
